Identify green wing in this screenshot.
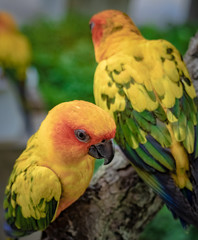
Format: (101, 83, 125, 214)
(4, 163, 61, 237)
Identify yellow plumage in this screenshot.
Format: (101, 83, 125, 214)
(4, 100, 116, 237)
(90, 9, 198, 227)
(0, 11, 31, 80)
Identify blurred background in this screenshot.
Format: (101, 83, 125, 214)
(0, 0, 198, 239)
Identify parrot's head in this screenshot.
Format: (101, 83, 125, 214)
(38, 100, 116, 165)
(89, 9, 141, 62)
(0, 12, 17, 32)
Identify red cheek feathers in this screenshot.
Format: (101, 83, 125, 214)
(90, 18, 106, 46)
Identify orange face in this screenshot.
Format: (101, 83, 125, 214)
(89, 16, 107, 46)
(89, 10, 126, 46)
(38, 100, 116, 164)
(89, 9, 141, 50)
(0, 12, 17, 32)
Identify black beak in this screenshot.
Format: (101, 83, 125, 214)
(88, 139, 115, 165)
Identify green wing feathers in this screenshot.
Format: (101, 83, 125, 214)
(4, 164, 61, 236)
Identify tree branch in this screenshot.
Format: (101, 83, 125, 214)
(184, 32, 198, 94)
(41, 32, 198, 240)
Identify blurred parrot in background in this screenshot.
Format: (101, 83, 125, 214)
(0, 11, 31, 81)
(4, 100, 116, 238)
(90, 9, 198, 227)
(0, 11, 32, 134)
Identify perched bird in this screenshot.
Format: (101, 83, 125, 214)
(90, 10, 198, 227)
(0, 11, 31, 74)
(0, 11, 32, 134)
(4, 100, 116, 238)
(0, 11, 31, 81)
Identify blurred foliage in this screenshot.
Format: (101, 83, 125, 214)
(139, 206, 198, 240)
(23, 13, 96, 109)
(22, 12, 198, 240)
(22, 13, 198, 109)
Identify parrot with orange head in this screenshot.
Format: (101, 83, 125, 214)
(4, 100, 116, 238)
(0, 11, 31, 81)
(0, 11, 32, 134)
(90, 9, 198, 228)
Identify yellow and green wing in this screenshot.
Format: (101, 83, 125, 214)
(94, 40, 197, 167)
(94, 40, 198, 226)
(4, 164, 61, 238)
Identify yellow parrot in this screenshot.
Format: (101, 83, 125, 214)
(0, 11, 31, 81)
(90, 9, 198, 227)
(0, 11, 32, 134)
(4, 100, 116, 238)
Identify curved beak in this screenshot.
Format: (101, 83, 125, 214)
(88, 139, 115, 165)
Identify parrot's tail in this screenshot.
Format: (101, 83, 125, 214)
(161, 119, 198, 229)
(153, 171, 198, 229)
(120, 135, 198, 228)
(118, 114, 198, 228)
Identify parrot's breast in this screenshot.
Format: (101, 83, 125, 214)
(55, 155, 95, 216)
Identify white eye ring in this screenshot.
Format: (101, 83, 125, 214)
(74, 129, 90, 143)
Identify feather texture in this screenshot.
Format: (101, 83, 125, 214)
(4, 100, 116, 238)
(91, 9, 198, 227)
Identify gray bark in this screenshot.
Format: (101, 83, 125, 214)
(184, 32, 198, 95)
(41, 33, 198, 240)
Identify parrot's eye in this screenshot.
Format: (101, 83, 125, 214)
(89, 22, 95, 31)
(74, 129, 90, 143)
